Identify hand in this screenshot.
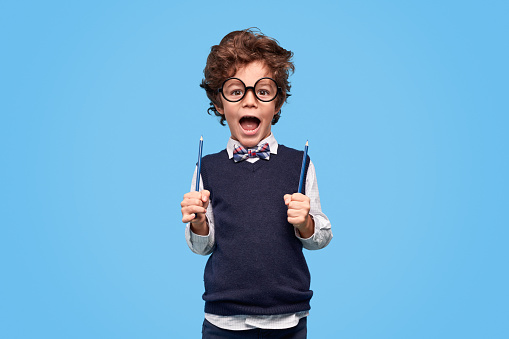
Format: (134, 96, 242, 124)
(284, 193, 314, 238)
(181, 190, 210, 235)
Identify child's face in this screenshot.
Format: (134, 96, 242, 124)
(215, 61, 279, 148)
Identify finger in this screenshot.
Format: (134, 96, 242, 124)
(182, 204, 207, 213)
(181, 198, 204, 208)
(182, 205, 207, 218)
(287, 209, 307, 218)
(183, 191, 202, 201)
(184, 190, 202, 198)
(288, 216, 306, 226)
(290, 193, 309, 202)
(287, 200, 303, 208)
(288, 201, 310, 211)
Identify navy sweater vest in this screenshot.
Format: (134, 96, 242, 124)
(200, 145, 312, 316)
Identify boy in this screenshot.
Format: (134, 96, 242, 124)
(181, 28, 332, 338)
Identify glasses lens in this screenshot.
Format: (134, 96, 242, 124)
(222, 79, 245, 102)
(255, 78, 278, 102)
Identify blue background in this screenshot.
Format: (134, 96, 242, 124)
(1, 1, 507, 338)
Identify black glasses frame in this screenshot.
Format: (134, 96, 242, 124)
(218, 77, 282, 103)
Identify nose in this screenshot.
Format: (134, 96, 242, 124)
(242, 87, 258, 107)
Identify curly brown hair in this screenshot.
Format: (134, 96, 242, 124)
(200, 28, 295, 126)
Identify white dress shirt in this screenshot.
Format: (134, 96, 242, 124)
(185, 134, 332, 330)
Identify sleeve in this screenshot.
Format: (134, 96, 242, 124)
(295, 160, 333, 250)
(185, 166, 216, 255)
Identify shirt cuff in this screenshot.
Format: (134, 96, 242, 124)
(190, 228, 210, 244)
(294, 214, 332, 250)
(185, 222, 214, 255)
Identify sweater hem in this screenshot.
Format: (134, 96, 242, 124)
(204, 301, 311, 317)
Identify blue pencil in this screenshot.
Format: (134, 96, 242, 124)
(298, 140, 308, 193)
(195, 136, 203, 191)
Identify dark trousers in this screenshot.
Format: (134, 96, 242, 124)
(202, 317, 307, 339)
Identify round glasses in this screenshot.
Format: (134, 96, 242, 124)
(219, 77, 281, 103)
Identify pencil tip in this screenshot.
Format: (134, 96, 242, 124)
(200, 135, 203, 141)
(305, 140, 308, 146)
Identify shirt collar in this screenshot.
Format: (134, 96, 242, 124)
(226, 134, 279, 159)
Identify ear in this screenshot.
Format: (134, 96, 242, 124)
(274, 95, 284, 115)
(274, 104, 282, 116)
(214, 103, 224, 115)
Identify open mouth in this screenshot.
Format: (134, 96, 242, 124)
(239, 116, 260, 133)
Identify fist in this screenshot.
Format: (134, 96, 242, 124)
(284, 193, 314, 238)
(181, 190, 210, 234)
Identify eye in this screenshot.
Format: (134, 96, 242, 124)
(257, 88, 271, 96)
(231, 89, 244, 96)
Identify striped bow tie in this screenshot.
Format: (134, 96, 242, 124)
(233, 143, 270, 162)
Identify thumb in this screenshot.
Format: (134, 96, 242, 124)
(283, 194, 292, 205)
(202, 190, 211, 208)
